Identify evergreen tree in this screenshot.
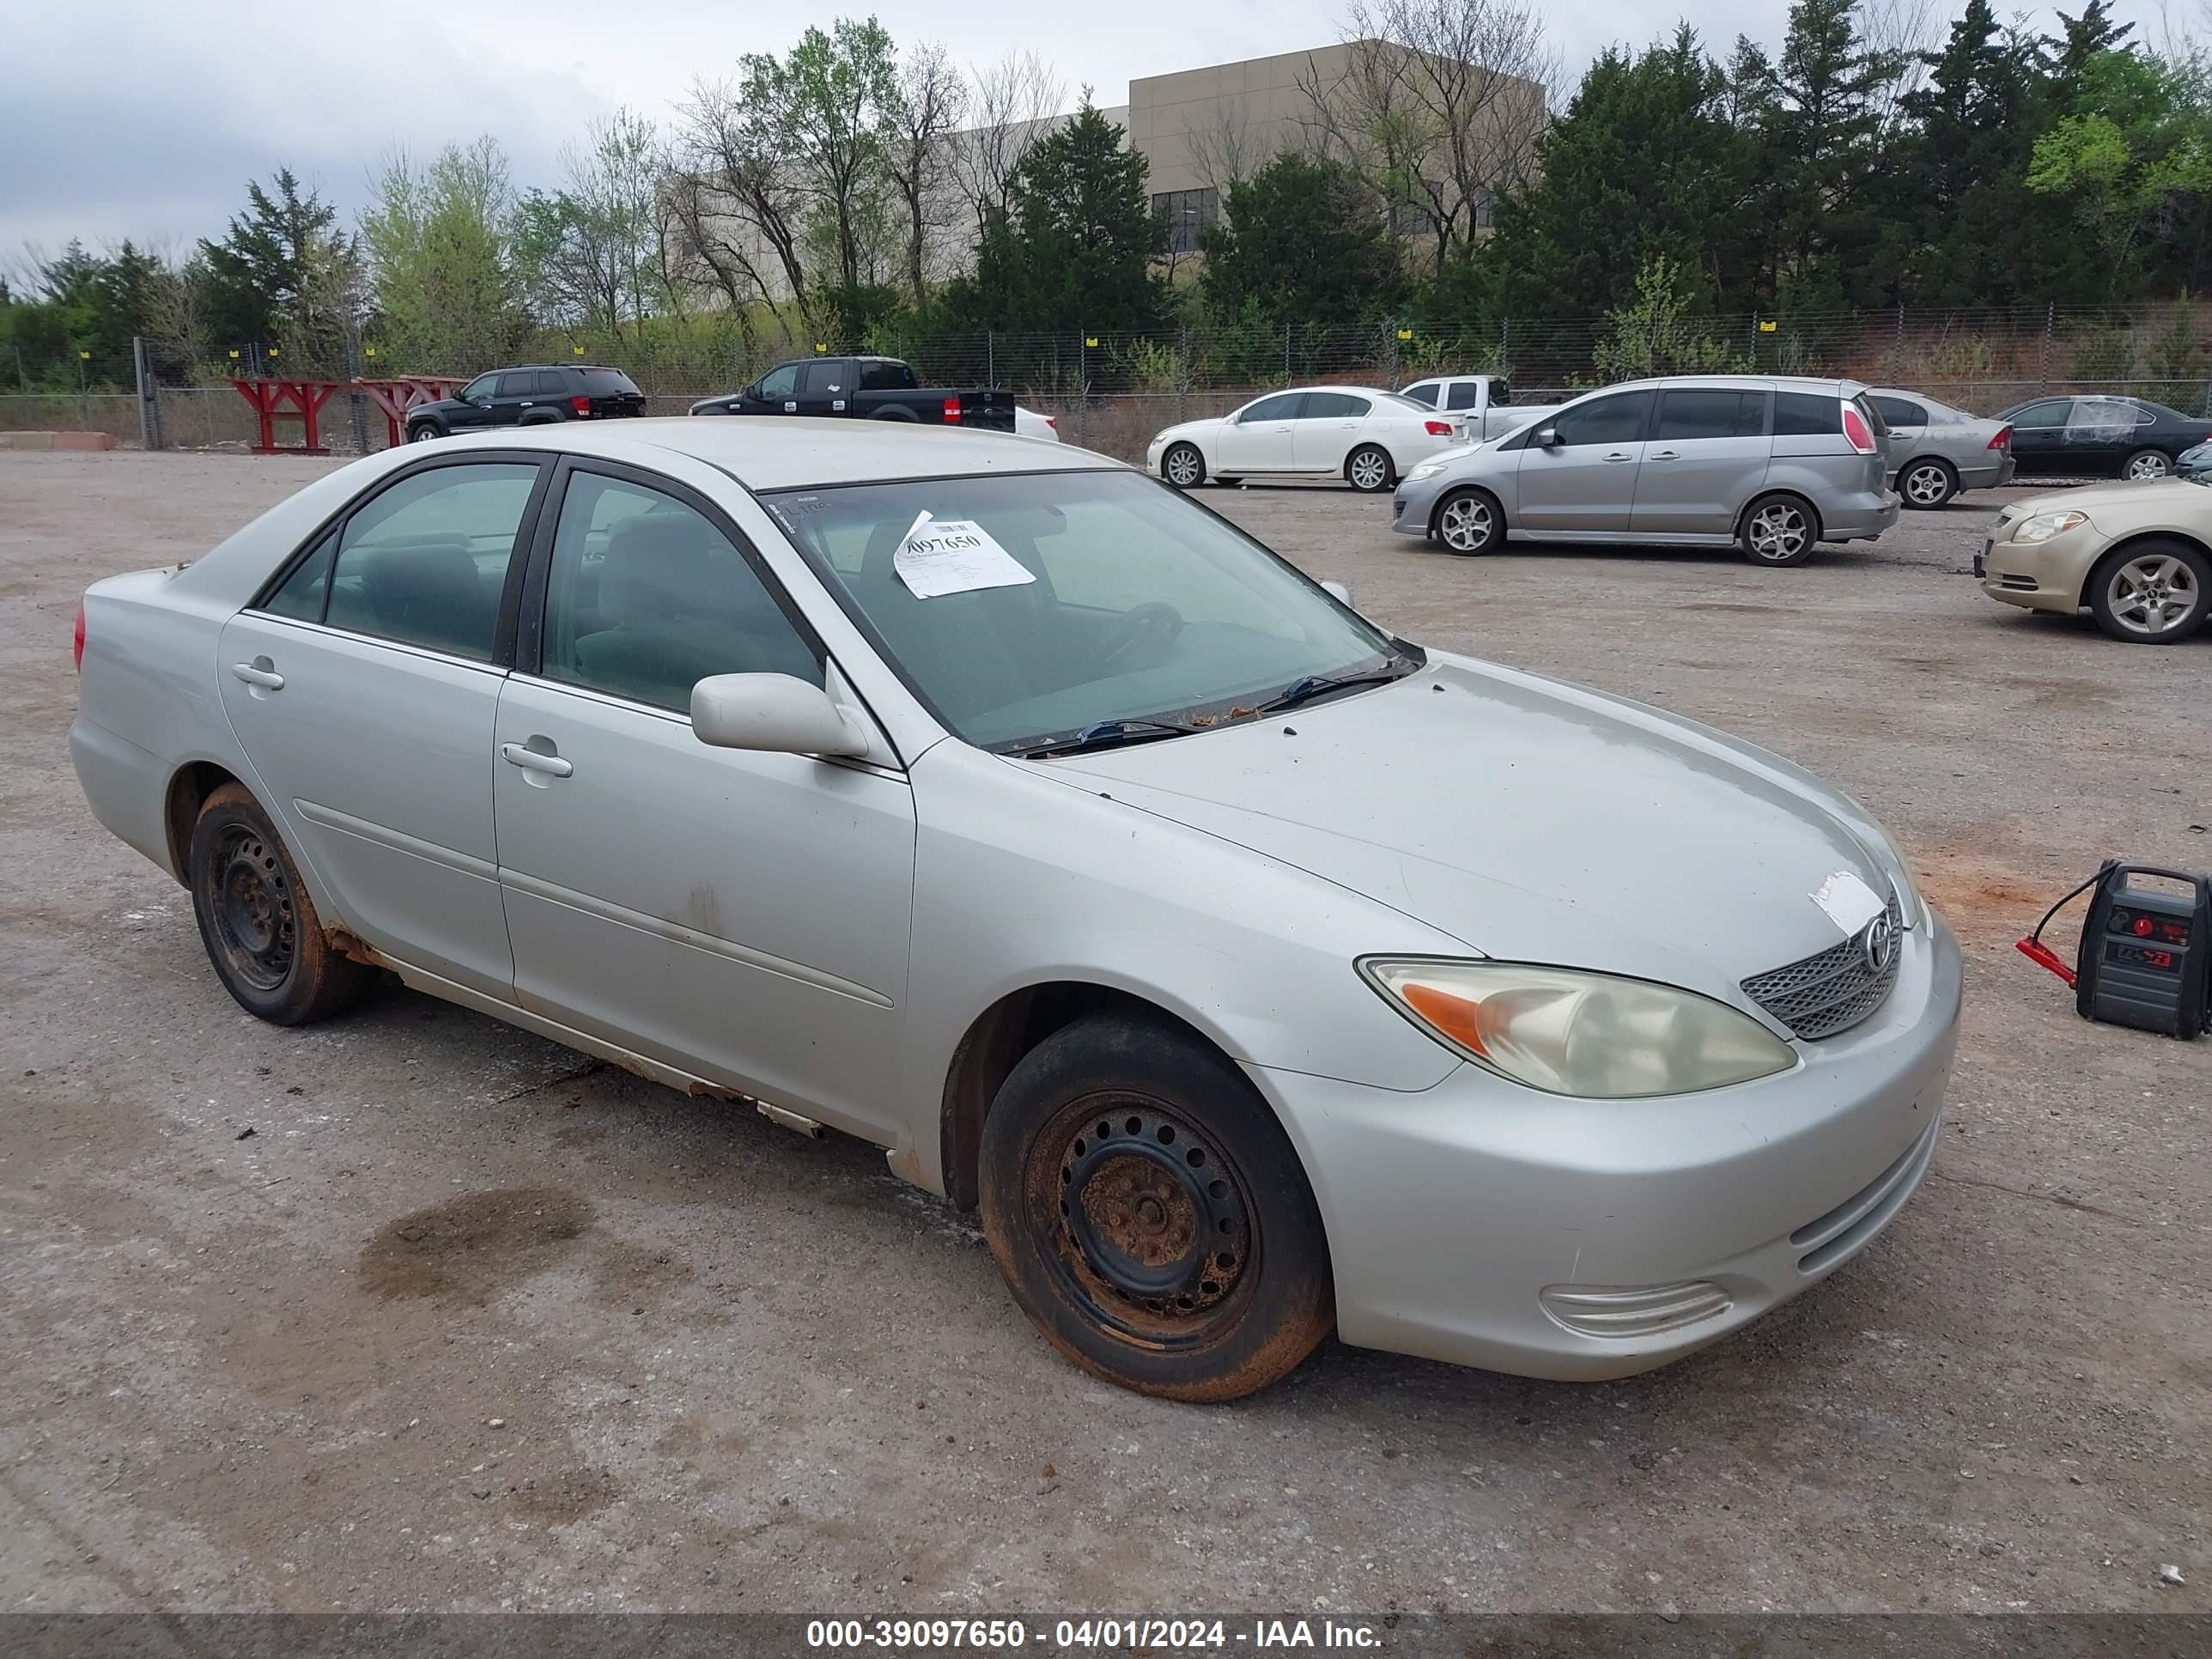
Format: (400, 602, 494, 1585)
(1200, 154, 1402, 331)
(199, 168, 359, 364)
(1753, 0, 1899, 308)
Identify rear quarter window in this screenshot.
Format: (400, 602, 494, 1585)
(1773, 392, 1839, 437)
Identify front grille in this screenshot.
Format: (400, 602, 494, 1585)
(1742, 895, 1903, 1040)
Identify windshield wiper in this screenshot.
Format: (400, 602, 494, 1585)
(1258, 665, 1410, 714)
(1018, 717, 1198, 759)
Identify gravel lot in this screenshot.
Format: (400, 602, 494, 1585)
(1, 449, 2207, 1618)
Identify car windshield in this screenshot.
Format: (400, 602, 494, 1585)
(763, 470, 1413, 752)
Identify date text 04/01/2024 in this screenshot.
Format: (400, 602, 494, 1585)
(805, 1618, 1384, 1650)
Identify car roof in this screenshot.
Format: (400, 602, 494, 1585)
(447, 416, 1112, 491)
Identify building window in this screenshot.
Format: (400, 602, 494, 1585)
(1471, 185, 1495, 230)
(1152, 187, 1219, 254)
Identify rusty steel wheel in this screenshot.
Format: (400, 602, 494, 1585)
(978, 1012, 1334, 1401)
(188, 781, 378, 1025)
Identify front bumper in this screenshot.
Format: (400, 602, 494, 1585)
(1977, 521, 2097, 613)
(1250, 918, 1961, 1381)
(1389, 471, 1453, 538)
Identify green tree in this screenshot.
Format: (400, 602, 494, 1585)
(1747, 0, 1900, 308)
(362, 138, 530, 371)
(1198, 154, 1402, 331)
(199, 169, 361, 368)
(2028, 49, 2212, 299)
(512, 110, 664, 343)
(940, 105, 1166, 335)
(1884, 0, 2047, 305)
(1486, 28, 1755, 315)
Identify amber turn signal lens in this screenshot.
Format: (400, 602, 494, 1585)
(1401, 981, 1489, 1055)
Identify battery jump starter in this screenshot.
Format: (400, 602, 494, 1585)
(2018, 860, 2212, 1039)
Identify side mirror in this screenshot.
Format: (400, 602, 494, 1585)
(691, 673, 869, 758)
(1320, 579, 1355, 608)
(1534, 427, 1561, 448)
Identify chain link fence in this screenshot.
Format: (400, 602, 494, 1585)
(9, 302, 2211, 464)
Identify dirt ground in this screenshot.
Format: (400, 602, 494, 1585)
(1, 448, 2207, 1619)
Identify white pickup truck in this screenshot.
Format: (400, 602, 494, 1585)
(1397, 375, 1559, 443)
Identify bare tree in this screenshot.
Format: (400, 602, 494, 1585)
(949, 51, 1067, 240)
(884, 41, 969, 304)
(1860, 0, 1941, 140)
(675, 76, 817, 329)
(1184, 101, 1262, 198)
(1297, 0, 1556, 266)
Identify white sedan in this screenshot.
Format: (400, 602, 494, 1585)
(1147, 386, 1464, 493)
(1015, 405, 1060, 441)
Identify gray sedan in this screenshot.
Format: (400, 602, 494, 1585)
(70, 418, 1959, 1400)
(1865, 388, 2016, 508)
(1392, 376, 1899, 566)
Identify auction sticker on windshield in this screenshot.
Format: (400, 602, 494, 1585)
(895, 510, 1036, 599)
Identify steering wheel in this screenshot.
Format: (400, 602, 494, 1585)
(1096, 601, 1186, 674)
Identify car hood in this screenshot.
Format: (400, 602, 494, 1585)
(2014, 477, 2208, 518)
(1036, 655, 1900, 1003)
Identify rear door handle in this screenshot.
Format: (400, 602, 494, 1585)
(1603, 451, 1636, 463)
(1647, 449, 1680, 461)
(231, 662, 284, 690)
(501, 743, 573, 779)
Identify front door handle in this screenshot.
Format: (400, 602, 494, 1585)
(231, 661, 284, 690)
(784, 401, 798, 413)
(501, 743, 573, 779)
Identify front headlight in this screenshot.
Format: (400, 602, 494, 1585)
(1360, 958, 1796, 1098)
(1407, 459, 1449, 481)
(2012, 509, 2087, 544)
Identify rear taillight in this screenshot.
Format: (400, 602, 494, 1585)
(1044, 415, 1056, 429)
(1842, 403, 1877, 454)
(73, 600, 86, 672)
(570, 394, 592, 416)
(1989, 425, 2012, 451)
(1425, 419, 1453, 436)
(943, 396, 962, 423)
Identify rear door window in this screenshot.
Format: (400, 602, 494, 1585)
(1773, 392, 1839, 437)
(1444, 381, 1483, 410)
(1655, 389, 1767, 441)
(1871, 396, 1927, 428)
(320, 462, 541, 659)
(1304, 392, 1371, 419)
(799, 361, 848, 398)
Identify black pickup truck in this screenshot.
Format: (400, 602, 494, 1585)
(688, 356, 1016, 429)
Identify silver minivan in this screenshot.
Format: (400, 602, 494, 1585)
(1390, 376, 1900, 567)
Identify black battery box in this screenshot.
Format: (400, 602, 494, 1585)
(2074, 861, 2211, 1039)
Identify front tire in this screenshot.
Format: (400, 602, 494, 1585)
(2087, 538, 2209, 642)
(1740, 493, 1819, 567)
(978, 1012, 1334, 1401)
(1162, 443, 1206, 489)
(407, 422, 441, 443)
(1899, 458, 1958, 508)
(1346, 444, 1394, 494)
(188, 782, 377, 1024)
(1433, 487, 1501, 555)
(2124, 447, 2173, 481)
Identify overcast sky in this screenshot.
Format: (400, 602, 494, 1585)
(0, 0, 2192, 263)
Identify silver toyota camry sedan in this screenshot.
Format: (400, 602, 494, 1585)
(70, 420, 1960, 1401)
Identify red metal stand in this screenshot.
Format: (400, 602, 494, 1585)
(227, 376, 462, 453)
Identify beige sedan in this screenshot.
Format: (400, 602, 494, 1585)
(1977, 480, 2212, 642)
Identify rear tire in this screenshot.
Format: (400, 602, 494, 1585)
(2123, 448, 2173, 481)
(2086, 538, 2209, 642)
(1433, 487, 1502, 555)
(1162, 443, 1206, 489)
(188, 783, 377, 1025)
(1346, 444, 1394, 494)
(1899, 458, 1958, 509)
(978, 1012, 1334, 1401)
(407, 422, 441, 443)
(1740, 493, 1820, 567)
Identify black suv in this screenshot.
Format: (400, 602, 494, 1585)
(405, 365, 647, 441)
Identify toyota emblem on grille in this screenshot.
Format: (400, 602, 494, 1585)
(1860, 912, 1899, 975)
